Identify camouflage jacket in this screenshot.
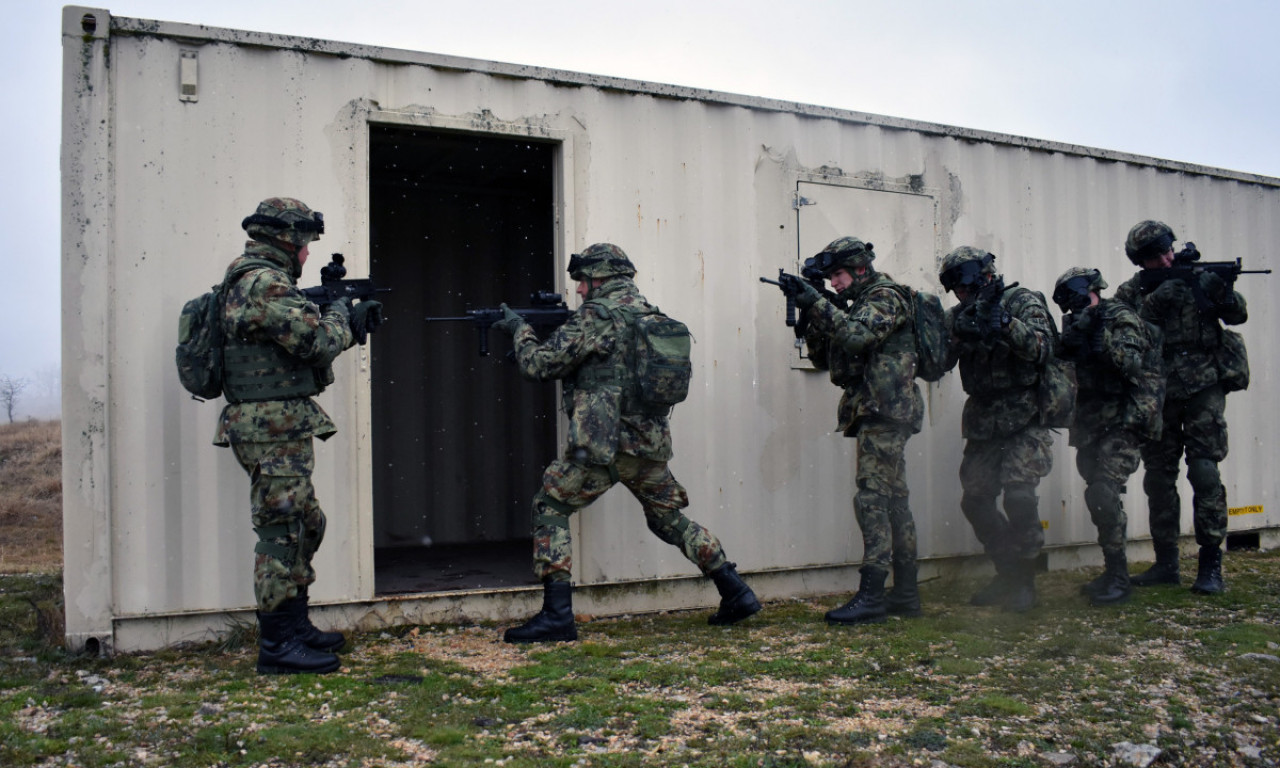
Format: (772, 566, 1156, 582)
(945, 284, 1054, 439)
(1059, 298, 1163, 444)
(213, 241, 354, 446)
(510, 278, 672, 464)
(804, 273, 924, 436)
(1116, 272, 1247, 401)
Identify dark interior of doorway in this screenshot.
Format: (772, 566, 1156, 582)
(368, 125, 558, 594)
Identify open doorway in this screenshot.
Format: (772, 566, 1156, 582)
(368, 125, 559, 594)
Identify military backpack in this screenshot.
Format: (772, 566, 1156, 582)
(627, 309, 693, 414)
(890, 285, 950, 382)
(175, 258, 275, 401)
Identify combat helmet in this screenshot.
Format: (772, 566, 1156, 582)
(1052, 267, 1107, 312)
(568, 243, 636, 280)
(939, 246, 997, 293)
(808, 237, 875, 276)
(242, 197, 325, 249)
(1124, 220, 1176, 265)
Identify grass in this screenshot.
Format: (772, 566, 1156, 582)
(7, 556, 1278, 767)
(0, 420, 62, 574)
(2, 420, 1279, 766)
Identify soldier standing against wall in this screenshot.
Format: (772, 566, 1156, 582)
(939, 247, 1056, 612)
(491, 243, 761, 643)
(1115, 221, 1248, 594)
(791, 237, 924, 625)
(1052, 267, 1163, 606)
(215, 197, 381, 674)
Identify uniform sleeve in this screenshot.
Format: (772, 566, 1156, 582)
(235, 270, 354, 366)
(1106, 306, 1148, 382)
(808, 287, 907, 358)
(1003, 291, 1053, 365)
(511, 304, 611, 381)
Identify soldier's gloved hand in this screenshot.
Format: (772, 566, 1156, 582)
(953, 305, 985, 340)
(793, 279, 822, 310)
(1197, 270, 1230, 304)
(1059, 315, 1089, 356)
(491, 303, 525, 335)
(350, 300, 384, 345)
(327, 296, 353, 323)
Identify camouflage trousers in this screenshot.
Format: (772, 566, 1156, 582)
(530, 453, 727, 583)
(958, 424, 1053, 560)
(1141, 383, 1229, 549)
(853, 419, 917, 574)
(231, 439, 325, 612)
(1073, 427, 1142, 555)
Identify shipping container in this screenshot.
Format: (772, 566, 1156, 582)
(61, 6, 1278, 652)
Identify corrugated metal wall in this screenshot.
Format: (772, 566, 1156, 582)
(61, 6, 1279, 648)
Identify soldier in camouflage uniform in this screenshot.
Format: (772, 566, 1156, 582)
(790, 237, 925, 625)
(1052, 267, 1163, 606)
(492, 243, 761, 643)
(214, 197, 382, 674)
(939, 246, 1055, 612)
(1115, 221, 1248, 595)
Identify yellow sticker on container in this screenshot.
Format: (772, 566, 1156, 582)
(1228, 505, 1263, 517)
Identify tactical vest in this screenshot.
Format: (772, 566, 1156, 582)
(221, 339, 325, 403)
(220, 262, 326, 404)
(566, 296, 642, 414)
(826, 281, 916, 389)
(956, 286, 1044, 396)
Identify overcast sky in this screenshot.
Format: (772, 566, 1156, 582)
(3, 0, 1278, 415)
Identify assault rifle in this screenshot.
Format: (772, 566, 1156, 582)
(1137, 243, 1271, 312)
(300, 253, 391, 344)
(759, 257, 847, 336)
(425, 290, 573, 355)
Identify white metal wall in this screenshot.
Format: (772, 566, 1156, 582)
(61, 7, 1279, 648)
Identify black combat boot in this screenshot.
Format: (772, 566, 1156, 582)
(1090, 549, 1131, 606)
(886, 558, 922, 617)
(256, 609, 341, 675)
(1002, 558, 1038, 613)
(503, 581, 578, 643)
(1130, 543, 1181, 587)
(1079, 568, 1110, 597)
(707, 562, 762, 625)
(285, 591, 346, 652)
(969, 555, 1013, 607)
(1190, 546, 1225, 595)
(825, 567, 887, 625)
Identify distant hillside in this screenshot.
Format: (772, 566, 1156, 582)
(0, 420, 61, 572)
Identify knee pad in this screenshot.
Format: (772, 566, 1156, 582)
(254, 520, 301, 566)
(1003, 483, 1039, 512)
(1084, 482, 1121, 516)
(1186, 458, 1221, 495)
(532, 491, 573, 532)
(645, 510, 691, 547)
